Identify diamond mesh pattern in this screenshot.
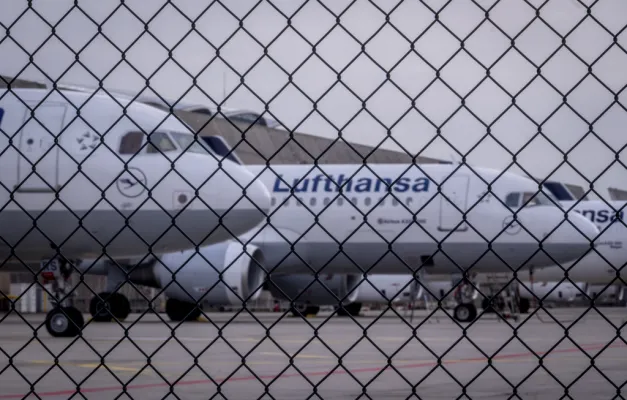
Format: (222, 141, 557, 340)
(0, 0, 626, 398)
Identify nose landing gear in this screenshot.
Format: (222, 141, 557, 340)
(40, 258, 85, 337)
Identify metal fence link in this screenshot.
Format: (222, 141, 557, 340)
(0, 0, 626, 398)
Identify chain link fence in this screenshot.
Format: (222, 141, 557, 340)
(1, 0, 626, 398)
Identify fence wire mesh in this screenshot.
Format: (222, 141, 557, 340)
(0, 0, 626, 398)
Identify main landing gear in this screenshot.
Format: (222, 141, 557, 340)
(40, 258, 85, 338)
(336, 302, 362, 317)
(165, 298, 202, 322)
(453, 302, 478, 323)
(451, 275, 480, 323)
(290, 303, 320, 317)
(88, 260, 132, 322)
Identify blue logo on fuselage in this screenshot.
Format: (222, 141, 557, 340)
(574, 208, 624, 225)
(272, 174, 431, 193)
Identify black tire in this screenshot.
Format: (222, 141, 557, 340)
(337, 302, 362, 317)
(166, 298, 202, 322)
(453, 303, 477, 323)
(90, 292, 131, 322)
(45, 307, 84, 337)
(519, 298, 531, 314)
(290, 305, 320, 317)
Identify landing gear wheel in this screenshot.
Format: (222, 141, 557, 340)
(519, 298, 530, 314)
(166, 298, 202, 322)
(337, 302, 362, 317)
(454, 303, 477, 323)
(90, 292, 131, 322)
(45, 307, 84, 337)
(291, 305, 320, 317)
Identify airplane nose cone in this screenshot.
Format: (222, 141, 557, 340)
(541, 209, 599, 266)
(246, 172, 272, 215)
(217, 161, 270, 236)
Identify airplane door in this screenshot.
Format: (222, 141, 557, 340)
(16, 103, 66, 192)
(438, 175, 470, 232)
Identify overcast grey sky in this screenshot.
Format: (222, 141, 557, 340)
(1, 0, 626, 197)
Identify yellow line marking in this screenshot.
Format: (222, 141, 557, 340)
(75, 363, 149, 374)
(24, 350, 619, 376)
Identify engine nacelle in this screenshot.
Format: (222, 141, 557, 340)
(350, 275, 424, 304)
(267, 274, 360, 305)
(519, 281, 585, 303)
(153, 241, 266, 306)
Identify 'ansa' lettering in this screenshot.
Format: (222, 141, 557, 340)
(574, 208, 624, 225)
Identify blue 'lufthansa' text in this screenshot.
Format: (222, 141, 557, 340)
(273, 174, 431, 194)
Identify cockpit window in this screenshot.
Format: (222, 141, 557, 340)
(169, 131, 211, 155)
(522, 192, 535, 205)
(520, 191, 555, 207)
(147, 132, 177, 154)
(201, 136, 242, 165)
(505, 192, 521, 209)
(504, 191, 555, 209)
(525, 191, 555, 206)
(543, 181, 575, 201)
(119, 131, 144, 155)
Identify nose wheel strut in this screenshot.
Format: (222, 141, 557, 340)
(40, 257, 85, 337)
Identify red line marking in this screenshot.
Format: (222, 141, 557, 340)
(1, 341, 624, 399)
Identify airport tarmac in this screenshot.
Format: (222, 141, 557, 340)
(0, 307, 626, 399)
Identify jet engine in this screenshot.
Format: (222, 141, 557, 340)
(154, 241, 267, 306)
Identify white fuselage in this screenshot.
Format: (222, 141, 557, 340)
(235, 163, 597, 275)
(349, 274, 587, 305)
(0, 88, 270, 265)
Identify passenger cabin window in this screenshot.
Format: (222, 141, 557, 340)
(147, 132, 177, 154)
(119, 131, 145, 155)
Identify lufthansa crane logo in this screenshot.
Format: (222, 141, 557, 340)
(502, 215, 522, 235)
(116, 167, 147, 198)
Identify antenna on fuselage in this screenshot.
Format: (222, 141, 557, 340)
(449, 153, 462, 165)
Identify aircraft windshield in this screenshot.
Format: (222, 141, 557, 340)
(505, 191, 556, 209)
(201, 136, 242, 165)
(169, 131, 212, 155)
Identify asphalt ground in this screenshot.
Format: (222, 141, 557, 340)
(0, 307, 626, 399)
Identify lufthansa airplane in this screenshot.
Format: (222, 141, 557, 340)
(0, 89, 270, 262)
(0, 89, 271, 335)
(66, 162, 598, 337)
(291, 184, 627, 322)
